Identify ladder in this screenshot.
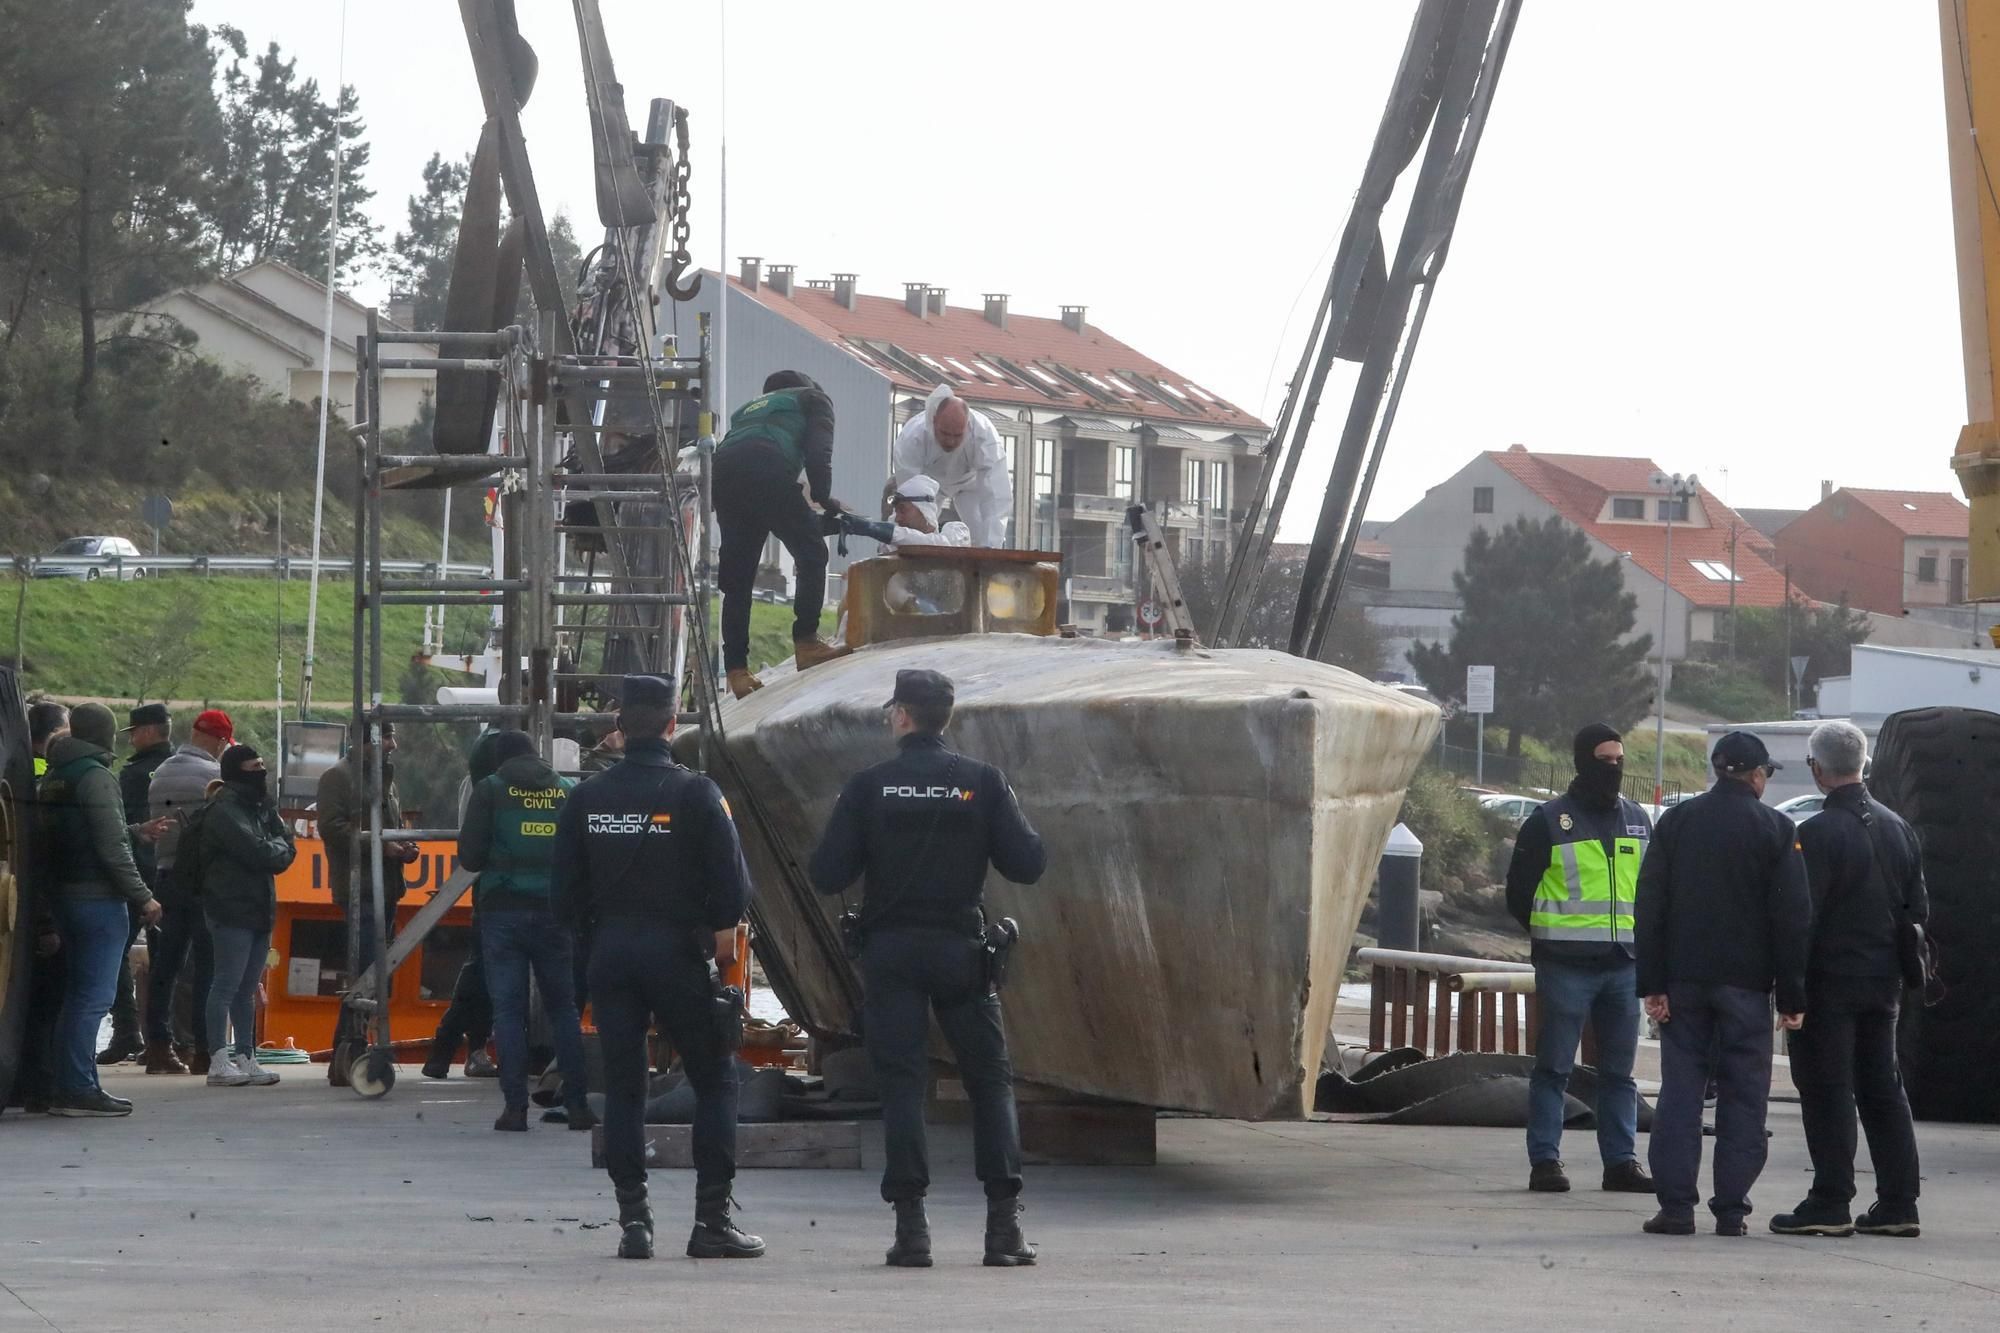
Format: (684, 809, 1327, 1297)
(1126, 504, 1197, 640)
(333, 310, 717, 1097)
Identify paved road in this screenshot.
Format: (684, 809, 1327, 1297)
(2, 1065, 1995, 1331)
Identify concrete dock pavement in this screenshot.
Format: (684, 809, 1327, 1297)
(3, 1064, 1998, 1332)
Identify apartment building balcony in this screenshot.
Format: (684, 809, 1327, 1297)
(1060, 491, 1131, 522)
(1068, 574, 1131, 602)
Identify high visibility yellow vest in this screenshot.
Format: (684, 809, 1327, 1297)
(1530, 794, 1643, 945)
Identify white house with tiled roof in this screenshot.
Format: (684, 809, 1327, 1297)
(687, 262, 1267, 633)
(1372, 445, 1792, 682)
(136, 259, 435, 429)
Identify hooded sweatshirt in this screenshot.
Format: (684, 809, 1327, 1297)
(40, 736, 154, 907)
(458, 752, 576, 911)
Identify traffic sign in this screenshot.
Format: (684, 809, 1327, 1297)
(1139, 600, 1163, 628)
(141, 494, 173, 529)
(1465, 664, 1496, 714)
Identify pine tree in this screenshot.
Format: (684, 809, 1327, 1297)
(389, 152, 471, 330)
(1410, 516, 1655, 757)
(207, 30, 381, 280)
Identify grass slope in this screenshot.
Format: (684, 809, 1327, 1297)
(2, 575, 821, 703)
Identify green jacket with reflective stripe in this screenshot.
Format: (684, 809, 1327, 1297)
(1507, 791, 1651, 963)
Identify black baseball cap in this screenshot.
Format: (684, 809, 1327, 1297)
(883, 669, 954, 710)
(1712, 731, 1780, 775)
(621, 674, 677, 709)
(122, 702, 169, 732)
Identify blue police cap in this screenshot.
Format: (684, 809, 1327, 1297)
(621, 675, 677, 709)
(883, 669, 954, 710)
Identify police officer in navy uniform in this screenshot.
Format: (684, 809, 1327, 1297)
(810, 668, 1047, 1269)
(551, 675, 763, 1263)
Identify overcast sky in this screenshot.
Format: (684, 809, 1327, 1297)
(189, 1, 1970, 536)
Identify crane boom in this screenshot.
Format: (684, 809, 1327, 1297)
(1941, 0, 2000, 600)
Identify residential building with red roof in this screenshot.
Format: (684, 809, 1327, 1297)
(1772, 486, 1971, 615)
(1372, 445, 1790, 680)
(685, 262, 1267, 634)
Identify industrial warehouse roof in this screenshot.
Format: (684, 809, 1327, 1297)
(726, 275, 1267, 434)
(1485, 447, 1792, 611)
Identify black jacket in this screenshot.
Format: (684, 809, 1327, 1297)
(1634, 779, 1812, 1014)
(550, 739, 751, 949)
(120, 741, 172, 888)
(189, 785, 297, 933)
(1798, 783, 1928, 980)
(809, 733, 1047, 936)
(1504, 781, 1652, 964)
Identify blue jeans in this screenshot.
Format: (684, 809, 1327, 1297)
(481, 909, 589, 1113)
(1528, 956, 1640, 1167)
(206, 922, 270, 1058)
(52, 898, 132, 1096)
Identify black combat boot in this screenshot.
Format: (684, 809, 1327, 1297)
(687, 1189, 766, 1259)
(615, 1186, 653, 1260)
(886, 1198, 933, 1268)
(983, 1195, 1037, 1267)
(421, 1032, 455, 1081)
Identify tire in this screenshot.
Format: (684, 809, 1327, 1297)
(84, 568, 99, 582)
(1870, 707, 2000, 1123)
(131, 567, 146, 580)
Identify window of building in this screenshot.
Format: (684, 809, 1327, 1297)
(1611, 497, 1644, 519)
(1112, 522, 1133, 580)
(1161, 382, 1190, 400)
(1474, 487, 1496, 515)
(917, 353, 956, 379)
(971, 360, 1005, 382)
(1104, 374, 1139, 396)
(1113, 445, 1136, 501)
(1209, 460, 1228, 515)
(1186, 537, 1205, 569)
(1658, 498, 1689, 522)
(998, 437, 1018, 546)
(1027, 364, 1063, 387)
(1184, 383, 1219, 404)
(944, 357, 979, 379)
(1032, 437, 1058, 551)
(1917, 554, 1939, 584)
(1688, 559, 1742, 582)
(1182, 456, 1204, 506)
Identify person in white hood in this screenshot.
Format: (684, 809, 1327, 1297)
(890, 385, 1013, 548)
(888, 475, 971, 547)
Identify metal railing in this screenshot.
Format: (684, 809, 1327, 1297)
(1357, 947, 1576, 1059)
(19, 554, 493, 579)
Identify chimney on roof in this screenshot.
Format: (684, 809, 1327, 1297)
(1060, 304, 1087, 333)
(983, 293, 1009, 329)
(386, 288, 415, 330)
(768, 263, 796, 298)
(926, 286, 948, 317)
(1821, 480, 1834, 501)
(834, 272, 859, 311)
(739, 256, 762, 290)
(805, 278, 832, 291)
(904, 282, 928, 318)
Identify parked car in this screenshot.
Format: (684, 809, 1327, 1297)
(1774, 793, 1826, 823)
(1478, 792, 1542, 825)
(35, 535, 147, 580)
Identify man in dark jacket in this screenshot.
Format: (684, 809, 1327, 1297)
(810, 669, 1048, 1269)
(188, 745, 295, 1087)
(315, 720, 418, 980)
(145, 708, 233, 1074)
(38, 703, 162, 1116)
(457, 729, 591, 1132)
(713, 369, 846, 698)
(1505, 723, 1653, 1195)
(553, 676, 760, 1262)
(97, 703, 174, 1067)
(1771, 720, 1926, 1239)
(1635, 731, 1811, 1236)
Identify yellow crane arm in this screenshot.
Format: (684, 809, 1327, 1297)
(1942, 0, 2000, 600)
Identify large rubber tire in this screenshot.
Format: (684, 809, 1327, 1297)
(1869, 706, 2000, 1123)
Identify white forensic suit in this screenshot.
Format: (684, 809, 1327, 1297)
(890, 384, 1013, 548)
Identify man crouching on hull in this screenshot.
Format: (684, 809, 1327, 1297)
(551, 674, 764, 1262)
(809, 669, 1048, 1268)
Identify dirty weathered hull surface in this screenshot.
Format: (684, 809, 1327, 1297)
(713, 634, 1439, 1120)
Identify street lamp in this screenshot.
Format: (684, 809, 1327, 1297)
(1648, 471, 1700, 806)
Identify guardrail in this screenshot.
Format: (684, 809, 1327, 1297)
(16, 555, 494, 580)
(1355, 947, 1579, 1060)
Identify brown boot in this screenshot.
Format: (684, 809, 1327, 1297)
(794, 638, 852, 672)
(726, 668, 764, 700)
(144, 1038, 189, 1075)
(189, 1049, 212, 1076)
